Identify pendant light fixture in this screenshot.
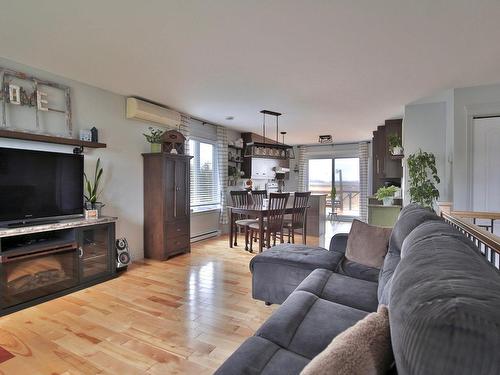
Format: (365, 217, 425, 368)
(244, 110, 295, 159)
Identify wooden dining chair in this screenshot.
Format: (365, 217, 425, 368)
(250, 190, 267, 205)
(284, 192, 311, 244)
(230, 190, 257, 250)
(249, 193, 290, 252)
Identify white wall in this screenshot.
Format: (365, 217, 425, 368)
(0, 57, 153, 260)
(402, 101, 448, 204)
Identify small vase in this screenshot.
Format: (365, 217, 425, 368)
(382, 197, 394, 206)
(150, 143, 162, 153)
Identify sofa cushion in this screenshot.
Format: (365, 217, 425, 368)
(377, 250, 401, 303)
(390, 221, 500, 375)
(250, 244, 344, 304)
(256, 290, 367, 359)
(377, 204, 439, 301)
(336, 258, 380, 282)
(295, 269, 379, 312)
(345, 219, 392, 268)
(250, 244, 343, 271)
(214, 336, 309, 375)
(388, 204, 440, 256)
(300, 305, 392, 375)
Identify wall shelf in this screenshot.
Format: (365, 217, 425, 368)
(0, 129, 106, 149)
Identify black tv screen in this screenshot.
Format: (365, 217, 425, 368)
(0, 148, 84, 224)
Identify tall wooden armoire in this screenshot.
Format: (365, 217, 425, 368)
(143, 153, 192, 260)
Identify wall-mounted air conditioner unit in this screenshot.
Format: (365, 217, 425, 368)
(126, 97, 181, 127)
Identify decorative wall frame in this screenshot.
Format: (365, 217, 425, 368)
(0, 67, 72, 135)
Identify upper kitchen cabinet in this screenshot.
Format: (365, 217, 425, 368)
(241, 132, 290, 179)
(372, 119, 403, 193)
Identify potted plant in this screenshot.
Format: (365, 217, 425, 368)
(407, 149, 440, 208)
(388, 133, 403, 155)
(376, 185, 398, 206)
(143, 127, 165, 152)
(84, 158, 104, 216)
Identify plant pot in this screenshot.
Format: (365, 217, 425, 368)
(382, 197, 394, 206)
(85, 202, 105, 216)
(150, 143, 162, 153)
(391, 146, 403, 156)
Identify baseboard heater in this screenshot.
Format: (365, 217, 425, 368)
(191, 230, 220, 243)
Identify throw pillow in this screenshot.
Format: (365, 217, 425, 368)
(345, 220, 391, 269)
(300, 305, 393, 375)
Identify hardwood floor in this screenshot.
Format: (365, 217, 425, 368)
(0, 224, 350, 374)
(0, 236, 279, 374)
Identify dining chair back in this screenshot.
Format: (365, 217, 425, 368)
(290, 192, 311, 228)
(230, 190, 250, 206)
(250, 190, 267, 205)
(266, 193, 290, 234)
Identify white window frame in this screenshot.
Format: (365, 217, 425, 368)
(189, 137, 221, 211)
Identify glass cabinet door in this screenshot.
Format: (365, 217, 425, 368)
(79, 225, 111, 281)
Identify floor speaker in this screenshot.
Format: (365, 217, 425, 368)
(116, 238, 131, 270)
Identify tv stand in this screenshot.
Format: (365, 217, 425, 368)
(5, 219, 60, 229)
(0, 216, 117, 316)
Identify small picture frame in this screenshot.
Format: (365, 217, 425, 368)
(85, 209, 99, 220)
(8, 84, 21, 105)
(79, 129, 92, 142)
(37, 90, 49, 111)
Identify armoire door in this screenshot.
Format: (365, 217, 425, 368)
(164, 157, 176, 222)
(174, 158, 189, 219)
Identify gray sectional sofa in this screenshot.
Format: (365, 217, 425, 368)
(215, 204, 500, 375)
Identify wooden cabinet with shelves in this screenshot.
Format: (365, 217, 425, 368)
(143, 153, 192, 260)
(372, 119, 403, 193)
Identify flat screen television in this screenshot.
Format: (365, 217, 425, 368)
(0, 147, 84, 225)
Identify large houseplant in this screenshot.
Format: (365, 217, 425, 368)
(407, 149, 440, 208)
(84, 158, 104, 213)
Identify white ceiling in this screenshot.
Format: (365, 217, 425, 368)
(1, 1, 500, 144)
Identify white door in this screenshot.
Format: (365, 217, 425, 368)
(472, 117, 500, 234)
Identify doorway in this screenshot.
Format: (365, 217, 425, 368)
(471, 117, 500, 235)
(308, 157, 360, 219)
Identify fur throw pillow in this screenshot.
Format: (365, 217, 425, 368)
(300, 305, 393, 375)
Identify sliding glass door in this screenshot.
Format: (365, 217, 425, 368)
(308, 157, 360, 218)
(334, 158, 360, 217)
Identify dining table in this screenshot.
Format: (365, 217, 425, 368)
(228, 204, 308, 253)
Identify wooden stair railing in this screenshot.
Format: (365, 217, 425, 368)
(441, 211, 500, 269)
(449, 210, 500, 233)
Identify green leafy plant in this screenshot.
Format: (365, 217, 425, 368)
(375, 185, 398, 200)
(143, 127, 164, 143)
(407, 149, 440, 208)
(84, 158, 103, 206)
(388, 133, 402, 150)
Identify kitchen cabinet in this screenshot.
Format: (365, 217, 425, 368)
(372, 119, 403, 193)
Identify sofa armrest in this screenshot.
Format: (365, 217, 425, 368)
(329, 233, 349, 253)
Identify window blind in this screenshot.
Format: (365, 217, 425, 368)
(189, 139, 220, 207)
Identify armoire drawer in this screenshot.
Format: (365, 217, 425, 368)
(165, 235, 190, 255)
(165, 219, 189, 238)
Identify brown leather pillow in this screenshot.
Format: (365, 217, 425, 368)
(300, 305, 393, 375)
(345, 220, 391, 269)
